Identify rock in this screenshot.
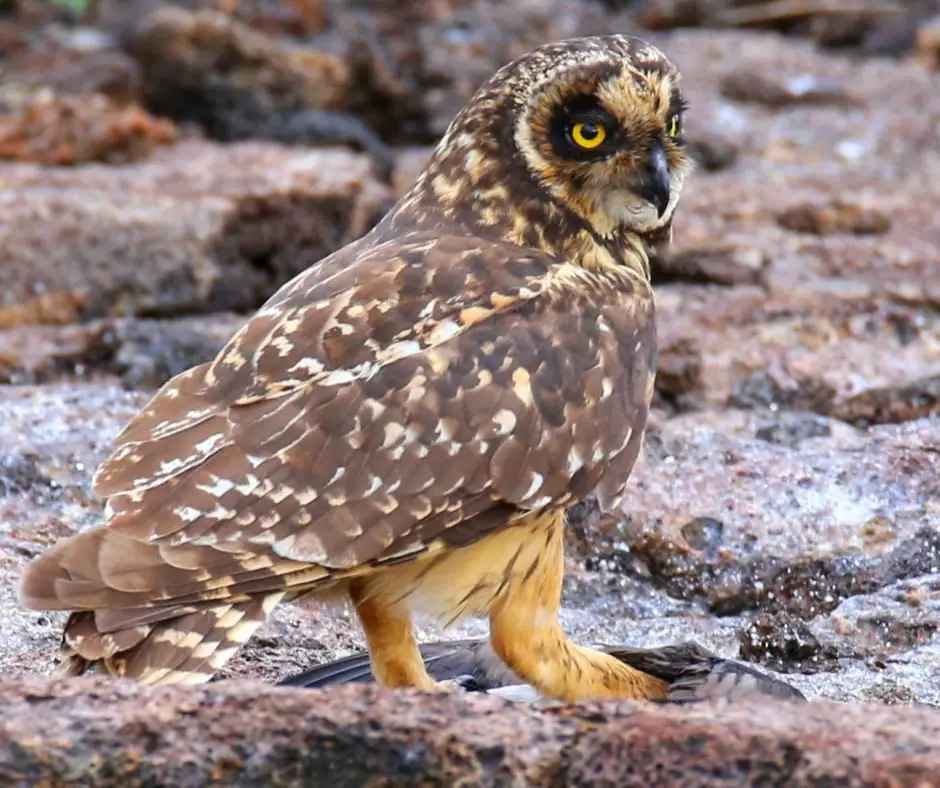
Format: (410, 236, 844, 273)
(683, 130, 739, 171)
(637, 0, 703, 31)
(391, 146, 433, 199)
(0, 140, 391, 326)
(0, 314, 248, 388)
(720, 70, 860, 108)
(777, 200, 892, 236)
(128, 8, 393, 172)
(0, 678, 940, 785)
(653, 243, 767, 286)
(916, 14, 940, 69)
(0, 48, 141, 105)
(0, 94, 176, 165)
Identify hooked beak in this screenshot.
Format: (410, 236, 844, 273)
(639, 141, 671, 218)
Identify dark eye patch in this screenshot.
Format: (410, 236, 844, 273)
(668, 89, 689, 120)
(549, 95, 621, 161)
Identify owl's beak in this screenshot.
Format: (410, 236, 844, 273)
(639, 141, 671, 218)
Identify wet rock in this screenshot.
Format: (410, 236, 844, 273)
(720, 70, 860, 107)
(0, 140, 390, 325)
(683, 129, 739, 171)
(653, 242, 767, 286)
(777, 200, 892, 235)
(1, 678, 940, 785)
(129, 8, 392, 172)
(737, 611, 835, 672)
(0, 94, 176, 165)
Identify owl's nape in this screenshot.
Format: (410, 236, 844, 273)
(19, 35, 686, 703)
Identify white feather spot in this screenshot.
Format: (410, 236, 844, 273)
(492, 409, 517, 435)
(382, 423, 405, 449)
(235, 475, 260, 495)
(327, 467, 346, 486)
(429, 320, 461, 343)
(174, 506, 202, 523)
(361, 399, 386, 420)
(289, 357, 325, 375)
(614, 428, 633, 454)
(194, 433, 225, 456)
(566, 448, 585, 475)
(195, 476, 235, 498)
(521, 474, 543, 500)
(296, 487, 318, 505)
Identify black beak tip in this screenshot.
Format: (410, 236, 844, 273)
(654, 192, 669, 218)
(642, 142, 671, 219)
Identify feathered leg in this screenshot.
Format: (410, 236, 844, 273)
(489, 510, 669, 702)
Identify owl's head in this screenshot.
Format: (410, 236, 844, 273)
(505, 36, 690, 237)
(400, 35, 691, 255)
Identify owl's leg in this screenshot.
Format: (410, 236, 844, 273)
(488, 511, 669, 701)
(347, 579, 437, 690)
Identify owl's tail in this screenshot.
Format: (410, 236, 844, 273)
(17, 524, 331, 684)
(57, 592, 285, 684)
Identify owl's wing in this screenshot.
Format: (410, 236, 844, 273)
(20, 228, 656, 613)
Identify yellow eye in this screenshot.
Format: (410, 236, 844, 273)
(668, 115, 680, 137)
(570, 121, 607, 150)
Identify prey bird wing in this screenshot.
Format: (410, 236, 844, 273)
(279, 638, 807, 704)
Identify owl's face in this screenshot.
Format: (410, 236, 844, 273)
(513, 45, 691, 238)
(397, 36, 691, 255)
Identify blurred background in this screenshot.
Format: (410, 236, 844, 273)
(0, 1, 937, 706)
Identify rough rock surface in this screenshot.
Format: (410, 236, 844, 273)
(1, 679, 939, 786)
(0, 141, 390, 326)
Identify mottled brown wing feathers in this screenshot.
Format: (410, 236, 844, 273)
(30, 230, 655, 619)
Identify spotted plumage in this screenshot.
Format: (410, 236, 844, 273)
(19, 34, 691, 699)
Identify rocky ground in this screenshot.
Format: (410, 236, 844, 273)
(0, 0, 938, 783)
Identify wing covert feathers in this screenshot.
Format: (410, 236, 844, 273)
(19, 226, 656, 684)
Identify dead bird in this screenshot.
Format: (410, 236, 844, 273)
(278, 639, 807, 704)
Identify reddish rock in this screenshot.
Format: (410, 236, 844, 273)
(0, 94, 176, 165)
(0, 140, 390, 325)
(777, 200, 892, 236)
(0, 678, 939, 785)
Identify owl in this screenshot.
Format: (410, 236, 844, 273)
(20, 34, 691, 701)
